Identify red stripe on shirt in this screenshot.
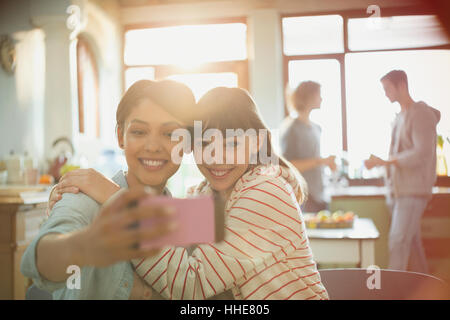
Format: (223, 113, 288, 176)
(264, 278, 304, 300)
(268, 229, 298, 250)
(224, 240, 256, 267)
(307, 280, 322, 287)
(159, 284, 167, 296)
(196, 265, 206, 299)
(249, 229, 287, 256)
(226, 227, 276, 259)
(181, 266, 190, 300)
(209, 243, 247, 275)
(292, 263, 316, 271)
(239, 196, 302, 226)
(213, 248, 236, 282)
(229, 214, 265, 230)
(170, 248, 186, 299)
(249, 187, 297, 210)
(198, 246, 227, 290)
(266, 180, 290, 197)
(229, 213, 293, 257)
(286, 255, 313, 260)
(151, 249, 176, 286)
(142, 248, 172, 278)
(244, 269, 291, 300)
(205, 275, 217, 295)
(300, 271, 319, 279)
(152, 268, 167, 287)
(135, 258, 145, 270)
(284, 285, 310, 300)
(239, 260, 282, 289)
(231, 206, 302, 240)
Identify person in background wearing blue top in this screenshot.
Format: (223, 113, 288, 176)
(365, 70, 441, 273)
(20, 80, 196, 299)
(280, 81, 337, 212)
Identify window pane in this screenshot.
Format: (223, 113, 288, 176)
(77, 39, 99, 138)
(346, 50, 450, 178)
(348, 15, 450, 51)
(124, 23, 247, 66)
(125, 67, 155, 90)
(287, 59, 343, 157)
(168, 72, 238, 101)
(282, 15, 344, 55)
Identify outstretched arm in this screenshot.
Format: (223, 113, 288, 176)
(132, 179, 305, 300)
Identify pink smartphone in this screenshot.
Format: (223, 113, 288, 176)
(138, 195, 225, 250)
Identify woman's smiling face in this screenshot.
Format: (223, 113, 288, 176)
(195, 134, 257, 198)
(118, 98, 184, 191)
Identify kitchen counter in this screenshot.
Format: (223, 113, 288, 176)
(329, 185, 450, 283)
(307, 217, 379, 240)
(306, 218, 379, 268)
(0, 185, 51, 206)
(0, 185, 50, 299)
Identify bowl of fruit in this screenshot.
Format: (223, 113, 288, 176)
(304, 210, 356, 229)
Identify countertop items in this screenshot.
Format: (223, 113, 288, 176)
(0, 185, 50, 205)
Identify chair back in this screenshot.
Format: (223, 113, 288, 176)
(25, 284, 53, 300)
(319, 268, 449, 300)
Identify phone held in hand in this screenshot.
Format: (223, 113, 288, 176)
(139, 194, 225, 250)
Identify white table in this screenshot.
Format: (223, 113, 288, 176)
(306, 218, 380, 268)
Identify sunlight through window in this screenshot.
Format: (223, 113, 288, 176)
(287, 59, 343, 158)
(124, 23, 247, 67)
(346, 50, 450, 178)
(168, 72, 238, 101)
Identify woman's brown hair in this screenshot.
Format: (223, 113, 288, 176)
(115, 79, 196, 138)
(288, 81, 321, 114)
(194, 87, 307, 204)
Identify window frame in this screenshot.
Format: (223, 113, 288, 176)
(76, 36, 100, 138)
(122, 17, 249, 93)
(281, 5, 450, 186)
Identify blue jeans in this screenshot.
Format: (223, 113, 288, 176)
(386, 196, 430, 273)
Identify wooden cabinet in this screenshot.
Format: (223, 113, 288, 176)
(0, 198, 47, 300)
(422, 191, 450, 284)
(330, 187, 450, 283)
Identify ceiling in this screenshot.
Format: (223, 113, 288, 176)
(118, 0, 242, 6)
(118, 0, 274, 7)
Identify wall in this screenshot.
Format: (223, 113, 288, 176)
(73, 0, 124, 165)
(0, 0, 123, 171)
(0, 0, 46, 164)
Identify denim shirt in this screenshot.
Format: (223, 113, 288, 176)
(20, 171, 135, 299)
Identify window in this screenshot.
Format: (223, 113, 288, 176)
(287, 59, 342, 158)
(282, 13, 450, 182)
(348, 15, 449, 51)
(125, 23, 247, 67)
(76, 37, 100, 138)
(124, 20, 248, 93)
(123, 20, 248, 197)
(346, 49, 450, 178)
(282, 15, 344, 55)
(125, 67, 155, 89)
(168, 72, 238, 101)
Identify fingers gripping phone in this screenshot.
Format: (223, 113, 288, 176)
(138, 194, 225, 250)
